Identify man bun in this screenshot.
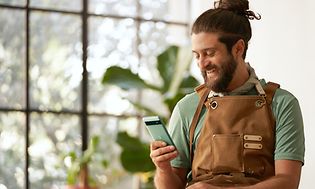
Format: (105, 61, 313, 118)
(214, 0, 261, 20)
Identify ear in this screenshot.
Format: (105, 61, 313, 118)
(232, 39, 245, 59)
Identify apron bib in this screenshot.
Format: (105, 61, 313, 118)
(188, 82, 279, 187)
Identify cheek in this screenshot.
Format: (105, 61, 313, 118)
(198, 57, 213, 70)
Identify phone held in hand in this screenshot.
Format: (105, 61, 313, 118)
(143, 116, 176, 147)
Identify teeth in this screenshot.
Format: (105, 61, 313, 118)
(206, 69, 215, 74)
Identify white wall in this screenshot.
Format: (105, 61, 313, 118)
(192, 1, 315, 188)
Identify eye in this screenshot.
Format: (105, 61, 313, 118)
(193, 52, 200, 60)
(206, 49, 215, 57)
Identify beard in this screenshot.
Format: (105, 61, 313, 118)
(201, 55, 237, 93)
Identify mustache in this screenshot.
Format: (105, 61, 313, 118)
(201, 64, 219, 79)
(201, 64, 219, 72)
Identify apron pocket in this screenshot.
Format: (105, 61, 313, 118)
(212, 134, 244, 174)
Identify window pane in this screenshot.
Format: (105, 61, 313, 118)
(89, 0, 137, 17)
(88, 17, 138, 114)
(140, 0, 189, 22)
(29, 113, 81, 189)
(0, 112, 25, 189)
(30, 12, 82, 111)
(30, 0, 82, 12)
(0, 8, 26, 109)
(89, 116, 137, 188)
(0, 0, 25, 6)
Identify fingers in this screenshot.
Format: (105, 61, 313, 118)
(150, 141, 178, 168)
(151, 145, 177, 160)
(150, 140, 167, 151)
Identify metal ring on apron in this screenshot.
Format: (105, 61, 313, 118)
(255, 99, 265, 108)
(210, 100, 218, 109)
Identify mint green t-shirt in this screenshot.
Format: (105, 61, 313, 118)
(168, 80, 305, 172)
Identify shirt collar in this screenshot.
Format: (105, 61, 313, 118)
(208, 63, 261, 97)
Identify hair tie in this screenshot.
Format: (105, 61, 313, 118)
(244, 10, 261, 20)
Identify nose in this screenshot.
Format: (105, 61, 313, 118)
(197, 55, 210, 70)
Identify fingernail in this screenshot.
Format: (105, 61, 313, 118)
(169, 146, 175, 150)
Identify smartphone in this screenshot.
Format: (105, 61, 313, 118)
(143, 116, 176, 147)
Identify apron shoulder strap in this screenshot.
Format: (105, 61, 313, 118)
(264, 82, 280, 105)
(189, 84, 210, 163)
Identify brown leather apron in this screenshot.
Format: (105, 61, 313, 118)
(188, 82, 279, 187)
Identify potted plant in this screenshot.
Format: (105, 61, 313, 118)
(63, 135, 108, 189)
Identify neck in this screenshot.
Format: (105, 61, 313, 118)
(226, 61, 249, 92)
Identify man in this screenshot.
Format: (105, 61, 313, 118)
(149, 0, 305, 189)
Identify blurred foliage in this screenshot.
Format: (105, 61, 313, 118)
(102, 45, 199, 121)
(102, 45, 199, 187)
(64, 135, 109, 187)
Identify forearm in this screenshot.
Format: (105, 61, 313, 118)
(232, 174, 300, 189)
(154, 168, 186, 189)
(233, 160, 302, 189)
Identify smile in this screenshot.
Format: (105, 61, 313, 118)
(206, 68, 216, 74)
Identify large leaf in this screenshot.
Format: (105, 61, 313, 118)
(179, 75, 200, 93)
(102, 66, 159, 91)
(163, 75, 199, 113)
(128, 100, 160, 118)
(116, 131, 155, 173)
(164, 92, 185, 113)
(157, 46, 178, 92)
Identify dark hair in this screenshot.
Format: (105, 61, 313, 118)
(191, 0, 261, 58)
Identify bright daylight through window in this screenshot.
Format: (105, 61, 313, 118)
(0, 0, 190, 189)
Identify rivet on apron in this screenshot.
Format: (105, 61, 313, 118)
(210, 100, 218, 109)
(255, 100, 265, 108)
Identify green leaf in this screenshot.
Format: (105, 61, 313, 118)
(163, 75, 199, 113)
(66, 161, 80, 185)
(164, 92, 185, 113)
(102, 66, 159, 91)
(101, 160, 109, 168)
(157, 46, 179, 92)
(179, 75, 200, 93)
(116, 131, 144, 151)
(120, 148, 155, 173)
(116, 131, 155, 173)
(81, 136, 99, 164)
(128, 100, 160, 117)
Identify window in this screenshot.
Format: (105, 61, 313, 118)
(0, 0, 190, 188)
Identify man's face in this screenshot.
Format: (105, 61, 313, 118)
(192, 32, 237, 92)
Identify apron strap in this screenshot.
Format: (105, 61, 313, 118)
(264, 82, 280, 105)
(189, 84, 210, 164)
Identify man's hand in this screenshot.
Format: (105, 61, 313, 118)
(150, 140, 178, 172)
(150, 141, 187, 189)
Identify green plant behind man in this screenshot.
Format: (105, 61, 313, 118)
(102, 45, 199, 187)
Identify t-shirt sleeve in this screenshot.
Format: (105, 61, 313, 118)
(273, 90, 305, 164)
(168, 103, 191, 169)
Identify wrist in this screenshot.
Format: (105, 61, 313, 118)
(156, 166, 173, 175)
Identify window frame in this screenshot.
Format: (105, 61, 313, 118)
(0, 0, 191, 188)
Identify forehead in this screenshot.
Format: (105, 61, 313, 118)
(191, 32, 224, 52)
